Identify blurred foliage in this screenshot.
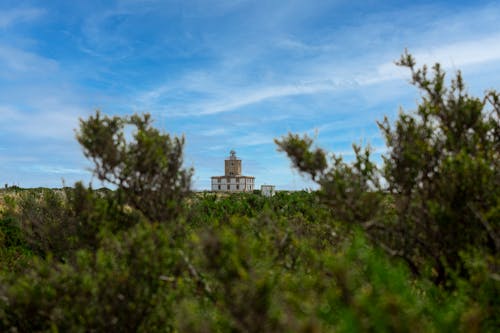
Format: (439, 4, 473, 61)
(378, 52, 500, 284)
(1, 54, 499, 332)
(76, 111, 192, 222)
(276, 51, 499, 285)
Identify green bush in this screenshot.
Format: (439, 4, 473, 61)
(0, 221, 183, 332)
(276, 52, 499, 285)
(77, 111, 192, 222)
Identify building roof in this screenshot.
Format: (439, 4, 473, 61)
(211, 175, 255, 179)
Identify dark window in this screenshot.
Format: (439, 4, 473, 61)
(218, 185, 221, 190)
(227, 185, 230, 190)
(236, 185, 239, 190)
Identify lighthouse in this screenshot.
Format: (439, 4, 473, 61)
(211, 150, 255, 192)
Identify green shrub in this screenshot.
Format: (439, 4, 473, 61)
(77, 111, 192, 222)
(0, 221, 184, 332)
(276, 52, 499, 285)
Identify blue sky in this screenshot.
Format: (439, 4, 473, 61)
(1, 0, 499, 190)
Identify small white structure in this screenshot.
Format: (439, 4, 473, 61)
(211, 150, 255, 192)
(261, 185, 276, 197)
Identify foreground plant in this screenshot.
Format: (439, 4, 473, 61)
(276, 51, 499, 285)
(77, 111, 192, 222)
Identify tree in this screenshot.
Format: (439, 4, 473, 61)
(76, 111, 192, 222)
(378, 52, 499, 283)
(276, 51, 500, 284)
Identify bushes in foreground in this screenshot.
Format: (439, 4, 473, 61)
(1, 199, 489, 332)
(0, 53, 499, 331)
(276, 51, 499, 286)
(1, 188, 498, 332)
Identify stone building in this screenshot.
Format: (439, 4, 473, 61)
(211, 150, 255, 192)
(261, 185, 276, 197)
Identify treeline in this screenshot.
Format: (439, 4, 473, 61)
(0, 53, 498, 332)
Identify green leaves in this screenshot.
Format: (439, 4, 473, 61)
(276, 132, 382, 224)
(276, 52, 499, 288)
(275, 133, 327, 181)
(1, 222, 182, 332)
(382, 52, 499, 283)
(77, 111, 192, 222)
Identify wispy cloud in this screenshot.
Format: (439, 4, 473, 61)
(0, 45, 58, 75)
(368, 33, 500, 85)
(180, 82, 344, 116)
(135, 2, 500, 119)
(0, 105, 87, 140)
(231, 132, 275, 147)
(200, 127, 232, 137)
(413, 34, 500, 68)
(21, 165, 88, 175)
(0, 7, 44, 28)
(139, 78, 360, 117)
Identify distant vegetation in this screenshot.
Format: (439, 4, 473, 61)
(1, 53, 498, 332)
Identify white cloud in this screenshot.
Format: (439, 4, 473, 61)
(232, 132, 274, 147)
(143, 78, 359, 117)
(0, 45, 58, 75)
(200, 127, 232, 137)
(22, 165, 88, 175)
(0, 105, 86, 140)
(367, 33, 500, 85)
(0, 7, 44, 28)
(188, 85, 330, 116)
(137, 26, 500, 119)
(205, 144, 227, 151)
(412, 34, 500, 68)
(0, 155, 37, 163)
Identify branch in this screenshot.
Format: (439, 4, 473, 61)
(468, 203, 500, 253)
(178, 249, 215, 302)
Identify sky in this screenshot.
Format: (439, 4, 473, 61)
(0, 0, 499, 190)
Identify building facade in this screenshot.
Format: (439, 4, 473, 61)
(261, 185, 276, 197)
(211, 150, 255, 192)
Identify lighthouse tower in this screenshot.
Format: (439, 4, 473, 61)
(211, 150, 255, 192)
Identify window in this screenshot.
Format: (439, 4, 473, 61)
(218, 185, 221, 190)
(236, 185, 239, 190)
(227, 185, 230, 190)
